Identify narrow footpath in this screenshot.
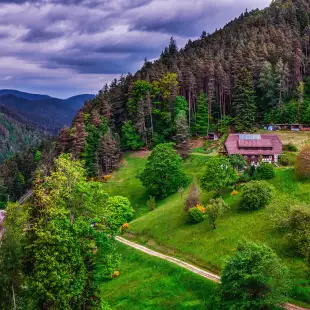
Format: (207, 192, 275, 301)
(116, 236, 309, 310)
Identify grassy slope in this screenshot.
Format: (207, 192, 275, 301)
(105, 153, 309, 305)
(102, 243, 216, 310)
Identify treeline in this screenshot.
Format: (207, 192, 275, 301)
(0, 139, 54, 207)
(0, 108, 49, 163)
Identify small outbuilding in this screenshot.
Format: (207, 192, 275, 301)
(206, 133, 219, 141)
(225, 134, 282, 164)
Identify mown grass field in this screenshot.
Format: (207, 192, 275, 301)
(102, 243, 217, 310)
(259, 130, 310, 150)
(102, 151, 310, 306)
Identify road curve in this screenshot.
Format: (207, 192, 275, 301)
(116, 236, 309, 310)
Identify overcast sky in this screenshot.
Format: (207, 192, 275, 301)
(0, 0, 271, 98)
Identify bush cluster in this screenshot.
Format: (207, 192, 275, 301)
(188, 207, 204, 224)
(253, 163, 275, 180)
(284, 142, 298, 152)
(279, 155, 290, 166)
(240, 181, 274, 211)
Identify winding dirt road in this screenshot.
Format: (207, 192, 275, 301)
(116, 236, 309, 310)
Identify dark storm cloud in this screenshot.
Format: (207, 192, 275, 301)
(22, 28, 63, 42)
(0, 0, 271, 97)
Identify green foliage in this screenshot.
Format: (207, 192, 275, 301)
(200, 157, 237, 193)
(152, 109, 174, 144)
(233, 68, 256, 132)
(258, 61, 280, 111)
(127, 80, 152, 115)
(295, 145, 310, 180)
(139, 143, 187, 199)
(288, 206, 310, 259)
(218, 116, 233, 135)
(253, 163, 275, 180)
(284, 143, 298, 152)
(174, 96, 188, 117)
(229, 154, 247, 171)
(121, 120, 144, 150)
(104, 196, 134, 231)
(279, 154, 290, 166)
(152, 72, 179, 105)
(188, 207, 204, 224)
(174, 111, 189, 158)
(217, 241, 291, 310)
(265, 99, 300, 124)
(192, 92, 209, 135)
(0, 111, 46, 163)
(17, 154, 131, 309)
(205, 198, 229, 229)
(147, 196, 156, 211)
(240, 181, 274, 211)
(0, 202, 30, 309)
(34, 150, 41, 162)
(83, 116, 109, 176)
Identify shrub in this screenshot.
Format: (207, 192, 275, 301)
(147, 196, 156, 211)
(188, 207, 204, 224)
(288, 207, 310, 258)
(217, 241, 291, 309)
(284, 142, 298, 152)
(237, 172, 250, 184)
(205, 198, 229, 229)
(185, 179, 200, 212)
(229, 154, 247, 171)
(253, 163, 275, 180)
(240, 181, 274, 211)
(295, 145, 310, 179)
(279, 155, 290, 166)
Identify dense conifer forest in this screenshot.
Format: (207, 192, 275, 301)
(0, 106, 48, 163)
(1, 1, 310, 309)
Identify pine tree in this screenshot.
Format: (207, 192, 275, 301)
(174, 111, 189, 159)
(70, 111, 88, 159)
(56, 127, 70, 155)
(96, 130, 121, 175)
(233, 68, 256, 132)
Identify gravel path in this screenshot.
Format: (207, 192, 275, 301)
(116, 236, 309, 310)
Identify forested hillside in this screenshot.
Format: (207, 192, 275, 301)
(55, 0, 310, 177)
(0, 106, 48, 163)
(0, 91, 95, 134)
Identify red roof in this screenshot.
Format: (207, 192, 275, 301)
(225, 134, 282, 156)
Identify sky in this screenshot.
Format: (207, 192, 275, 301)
(0, 0, 271, 98)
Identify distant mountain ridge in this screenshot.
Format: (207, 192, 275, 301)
(0, 90, 95, 134)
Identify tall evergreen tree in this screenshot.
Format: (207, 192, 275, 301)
(174, 111, 189, 159)
(233, 68, 256, 132)
(96, 130, 121, 175)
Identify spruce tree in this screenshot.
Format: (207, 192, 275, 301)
(174, 111, 189, 159)
(96, 130, 121, 175)
(233, 68, 256, 132)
